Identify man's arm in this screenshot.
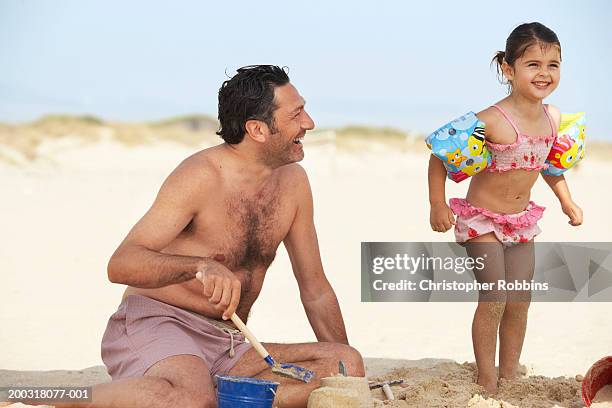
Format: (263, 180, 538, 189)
(283, 165, 349, 345)
(107, 159, 241, 310)
(107, 160, 205, 287)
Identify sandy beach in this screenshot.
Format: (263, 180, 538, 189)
(0, 359, 592, 407)
(1, 131, 611, 407)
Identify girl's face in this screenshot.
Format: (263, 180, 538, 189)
(502, 43, 561, 101)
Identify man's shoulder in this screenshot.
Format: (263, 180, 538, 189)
(276, 164, 313, 206)
(277, 163, 309, 186)
(166, 146, 222, 190)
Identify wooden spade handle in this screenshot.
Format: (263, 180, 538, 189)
(195, 271, 271, 362)
(230, 313, 271, 361)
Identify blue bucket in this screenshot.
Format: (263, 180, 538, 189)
(216, 375, 279, 408)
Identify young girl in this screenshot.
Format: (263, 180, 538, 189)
(428, 22, 583, 393)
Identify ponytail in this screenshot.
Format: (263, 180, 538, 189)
(491, 50, 506, 77)
(491, 51, 509, 93)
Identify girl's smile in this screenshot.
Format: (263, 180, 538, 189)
(503, 43, 561, 100)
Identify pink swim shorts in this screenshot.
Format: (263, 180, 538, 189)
(449, 198, 545, 246)
(101, 295, 252, 380)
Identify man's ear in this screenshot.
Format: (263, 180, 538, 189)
(244, 119, 270, 143)
(501, 60, 514, 82)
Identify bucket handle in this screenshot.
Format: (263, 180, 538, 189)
(270, 387, 278, 407)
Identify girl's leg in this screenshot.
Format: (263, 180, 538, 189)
(499, 240, 535, 380)
(465, 232, 506, 393)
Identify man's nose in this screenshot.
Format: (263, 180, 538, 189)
(302, 111, 315, 130)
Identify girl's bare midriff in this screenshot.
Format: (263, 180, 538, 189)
(466, 169, 540, 214)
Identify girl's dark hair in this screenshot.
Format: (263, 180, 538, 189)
(217, 65, 290, 144)
(492, 22, 561, 92)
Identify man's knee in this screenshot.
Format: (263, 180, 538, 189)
(331, 343, 366, 377)
(144, 355, 216, 408)
(164, 387, 216, 408)
(193, 393, 217, 408)
(197, 395, 217, 408)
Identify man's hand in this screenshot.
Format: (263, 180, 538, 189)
(195, 255, 241, 320)
(430, 201, 456, 232)
(561, 200, 583, 226)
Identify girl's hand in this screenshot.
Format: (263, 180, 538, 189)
(430, 202, 456, 232)
(561, 200, 583, 226)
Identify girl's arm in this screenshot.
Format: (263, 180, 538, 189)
(428, 155, 455, 232)
(541, 174, 583, 226)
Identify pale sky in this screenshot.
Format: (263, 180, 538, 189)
(1, 0, 610, 139)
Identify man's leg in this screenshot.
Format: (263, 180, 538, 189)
(228, 342, 365, 408)
(499, 240, 535, 380)
(52, 355, 215, 408)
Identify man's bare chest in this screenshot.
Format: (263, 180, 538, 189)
(184, 182, 294, 271)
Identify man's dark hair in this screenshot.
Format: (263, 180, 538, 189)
(217, 65, 290, 144)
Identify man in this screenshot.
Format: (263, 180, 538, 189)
(73, 65, 364, 408)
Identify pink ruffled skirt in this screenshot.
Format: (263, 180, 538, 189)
(449, 198, 545, 246)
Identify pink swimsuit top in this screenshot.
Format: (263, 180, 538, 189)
(485, 104, 557, 172)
